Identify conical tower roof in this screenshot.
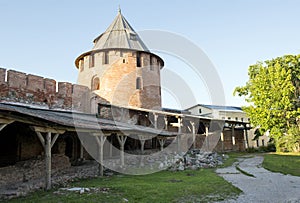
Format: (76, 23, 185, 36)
(92, 9, 149, 52)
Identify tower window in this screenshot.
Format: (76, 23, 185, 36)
(130, 33, 137, 40)
(136, 77, 142, 90)
(136, 52, 141, 67)
(150, 56, 154, 71)
(92, 77, 100, 90)
(103, 51, 109, 64)
(123, 59, 126, 63)
(89, 54, 95, 68)
(79, 59, 84, 72)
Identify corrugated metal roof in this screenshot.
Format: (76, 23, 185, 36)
(92, 10, 149, 52)
(200, 104, 243, 112)
(186, 104, 243, 112)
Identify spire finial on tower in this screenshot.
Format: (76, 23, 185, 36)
(118, 5, 121, 13)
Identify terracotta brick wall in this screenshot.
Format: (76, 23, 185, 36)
(0, 68, 91, 112)
(77, 50, 162, 110)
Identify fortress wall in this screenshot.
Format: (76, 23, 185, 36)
(0, 67, 91, 111)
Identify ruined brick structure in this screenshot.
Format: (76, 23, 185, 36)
(75, 9, 163, 110)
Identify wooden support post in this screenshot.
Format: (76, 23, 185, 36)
(164, 116, 168, 130)
(137, 135, 147, 154)
(45, 132, 51, 190)
(177, 117, 182, 153)
(158, 137, 166, 151)
(191, 121, 196, 149)
(231, 124, 236, 146)
(205, 124, 209, 151)
(109, 136, 113, 158)
(32, 127, 64, 190)
(95, 134, 107, 177)
(80, 142, 84, 160)
(117, 135, 127, 166)
(153, 113, 158, 129)
(221, 131, 224, 152)
(177, 135, 181, 153)
(140, 140, 145, 154)
(243, 124, 249, 149)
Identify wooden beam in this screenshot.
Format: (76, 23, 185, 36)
(0, 124, 7, 132)
(0, 118, 14, 132)
(36, 131, 45, 148)
(51, 134, 59, 148)
(32, 126, 65, 134)
(0, 118, 14, 124)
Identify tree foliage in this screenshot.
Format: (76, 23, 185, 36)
(234, 54, 300, 152)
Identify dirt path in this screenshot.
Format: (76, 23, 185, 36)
(216, 156, 300, 203)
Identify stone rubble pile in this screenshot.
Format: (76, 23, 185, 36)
(103, 149, 227, 172)
(166, 149, 228, 171)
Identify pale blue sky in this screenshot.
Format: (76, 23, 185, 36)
(0, 0, 300, 109)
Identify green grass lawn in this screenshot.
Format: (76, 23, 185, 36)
(6, 169, 241, 203)
(262, 153, 300, 176)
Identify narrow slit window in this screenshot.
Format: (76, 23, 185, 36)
(150, 56, 154, 71)
(79, 59, 84, 72)
(136, 77, 142, 90)
(89, 54, 95, 68)
(136, 52, 141, 67)
(92, 77, 100, 90)
(103, 51, 109, 64)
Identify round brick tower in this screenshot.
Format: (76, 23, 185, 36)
(75, 9, 164, 110)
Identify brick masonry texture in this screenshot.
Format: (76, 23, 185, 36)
(0, 68, 91, 111)
(77, 50, 162, 110)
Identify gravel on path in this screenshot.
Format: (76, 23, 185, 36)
(216, 156, 300, 203)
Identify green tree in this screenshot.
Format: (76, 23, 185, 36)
(234, 54, 300, 152)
